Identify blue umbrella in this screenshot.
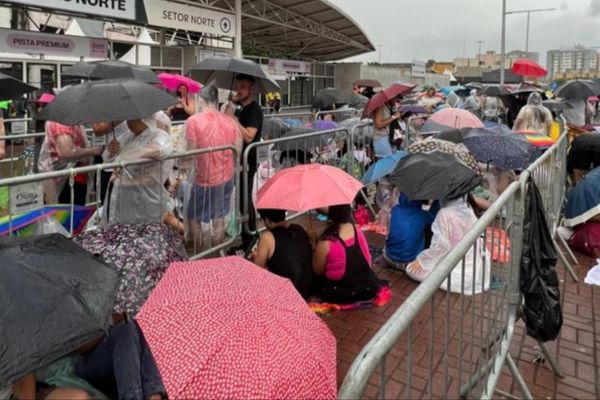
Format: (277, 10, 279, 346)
(462, 132, 540, 170)
(564, 166, 600, 227)
(361, 151, 408, 184)
(440, 85, 467, 96)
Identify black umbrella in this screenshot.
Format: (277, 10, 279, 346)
(482, 85, 511, 96)
(542, 99, 573, 112)
(511, 83, 545, 95)
(388, 152, 482, 201)
(344, 92, 369, 109)
(0, 72, 36, 99)
(312, 87, 341, 110)
(188, 55, 279, 93)
(353, 79, 382, 88)
(62, 60, 160, 84)
(433, 128, 472, 143)
(0, 234, 119, 387)
(567, 133, 600, 173)
(555, 80, 600, 99)
(37, 79, 177, 125)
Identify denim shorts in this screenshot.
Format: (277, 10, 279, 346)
(373, 135, 393, 158)
(187, 180, 234, 223)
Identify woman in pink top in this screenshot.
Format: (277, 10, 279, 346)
(313, 204, 383, 304)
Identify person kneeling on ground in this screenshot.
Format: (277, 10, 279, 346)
(384, 193, 439, 271)
(313, 204, 385, 304)
(251, 208, 314, 299)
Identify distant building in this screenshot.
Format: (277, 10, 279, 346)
(454, 50, 539, 70)
(546, 48, 598, 79)
(430, 62, 455, 75)
(506, 50, 539, 63)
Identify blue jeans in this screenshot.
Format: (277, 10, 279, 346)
(75, 322, 164, 400)
(373, 135, 393, 158)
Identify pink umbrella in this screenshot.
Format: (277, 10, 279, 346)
(33, 93, 55, 104)
(428, 108, 484, 129)
(256, 164, 363, 211)
(136, 257, 337, 400)
(158, 72, 202, 94)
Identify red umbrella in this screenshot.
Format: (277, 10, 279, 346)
(428, 108, 484, 129)
(511, 59, 547, 77)
(256, 164, 363, 211)
(136, 257, 337, 400)
(363, 82, 416, 117)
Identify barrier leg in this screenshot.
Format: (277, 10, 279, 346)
(556, 231, 578, 266)
(553, 239, 579, 283)
(533, 340, 565, 378)
(505, 353, 534, 400)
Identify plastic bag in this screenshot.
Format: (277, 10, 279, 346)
(520, 179, 562, 342)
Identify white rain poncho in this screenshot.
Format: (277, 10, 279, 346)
(106, 119, 173, 225)
(464, 90, 481, 113)
(483, 96, 500, 120)
(513, 92, 553, 135)
(413, 197, 490, 295)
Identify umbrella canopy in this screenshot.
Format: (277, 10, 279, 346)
(515, 130, 556, 148)
(262, 117, 291, 139)
(37, 79, 177, 125)
(542, 99, 573, 112)
(462, 132, 541, 170)
(511, 59, 547, 77)
(0, 234, 119, 387)
(136, 257, 337, 400)
(433, 128, 471, 143)
(256, 164, 363, 211)
(428, 108, 484, 129)
(440, 85, 467, 96)
(312, 87, 341, 110)
(511, 83, 545, 95)
(407, 138, 481, 174)
(0, 205, 95, 237)
(344, 92, 369, 109)
(399, 105, 427, 114)
(564, 166, 600, 227)
(188, 55, 279, 93)
(62, 60, 160, 84)
(0, 72, 36, 99)
(465, 82, 484, 90)
(363, 83, 416, 117)
(388, 152, 482, 201)
(158, 72, 201, 93)
(555, 80, 600, 99)
(73, 223, 188, 316)
(361, 151, 408, 184)
(567, 133, 600, 173)
(32, 93, 55, 104)
(482, 85, 512, 96)
(353, 78, 382, 87)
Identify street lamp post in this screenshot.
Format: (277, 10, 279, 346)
(500, 2, 556, 84)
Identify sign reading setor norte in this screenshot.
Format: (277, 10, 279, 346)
(143, 0, 236, 37)
(2, 0, 137, 21)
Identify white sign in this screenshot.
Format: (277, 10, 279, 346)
(411, 59, 426, 78)
(2, 0, 136, 21)
(268, 58, 310, 76)
(0, 29, 108, 58)
(144, 0, 236, 37)
(10, 182, 44, 214)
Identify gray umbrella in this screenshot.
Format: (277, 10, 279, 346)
(188, 55, 279, 93)
(0, 73, 36, 99)
(62, 60, 160, 84)
(555, 80, 600, 99)
(344, 93, 369, 109)
(37, 79, 177, 125)
(542, 99, 573, 112)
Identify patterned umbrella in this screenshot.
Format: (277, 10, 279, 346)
(408, 138, 481, 175)
(136, 257, 337, 400)
(462, 132, 541, 170)
(73, 223, 188, 316)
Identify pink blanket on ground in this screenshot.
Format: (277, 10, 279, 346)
(308, 286, 392, 315)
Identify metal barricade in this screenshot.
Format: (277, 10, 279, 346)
(315, 108, 360, 123)
(0, 132, 46, 178)
(241, 127, 350, 235)
(262, 112, 314, 140)
(0, 145, 240, 260)
(338, 132, 570, 399)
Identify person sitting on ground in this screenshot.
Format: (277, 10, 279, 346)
(313, 204, 385, 304)
(252, 208, 314, 299)
(74, 320, 164, 400)
(406, 196, 490, 295)
(384, 193, 439, 271)
(104, 116, 173, 225)
(38, 121, 103, 205)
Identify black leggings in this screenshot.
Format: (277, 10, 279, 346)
(58, 181, 87, 206)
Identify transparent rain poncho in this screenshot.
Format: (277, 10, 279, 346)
(513, 92, 553, 136)
(412, 197, 490, 295)
(106, 119, 173, 225)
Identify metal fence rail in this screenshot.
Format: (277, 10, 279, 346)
(338, 132, 570, 399)
(0, 145, 239, 260)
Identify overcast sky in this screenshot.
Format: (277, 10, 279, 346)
(329, 0, 600, 65)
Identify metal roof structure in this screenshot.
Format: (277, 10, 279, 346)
(153, 0, 375, 61)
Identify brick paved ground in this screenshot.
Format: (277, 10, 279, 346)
(318, 230, 600, 399)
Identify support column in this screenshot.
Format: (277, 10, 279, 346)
(234, 0, 242, 58)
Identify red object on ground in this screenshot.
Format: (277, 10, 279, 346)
(363, 82, 416, 117)
(567, 222, 600, 258)
(511, 59, 548, 77)
(158, 72, 202, 93)
(137, 257, 337, 400)
(428, 108, 484, 129)
(256, 164, 364, 211)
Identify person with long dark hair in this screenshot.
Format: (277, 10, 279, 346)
(313, 204, 384, 304)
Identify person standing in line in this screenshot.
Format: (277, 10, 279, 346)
(224, 74, 264, 252)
